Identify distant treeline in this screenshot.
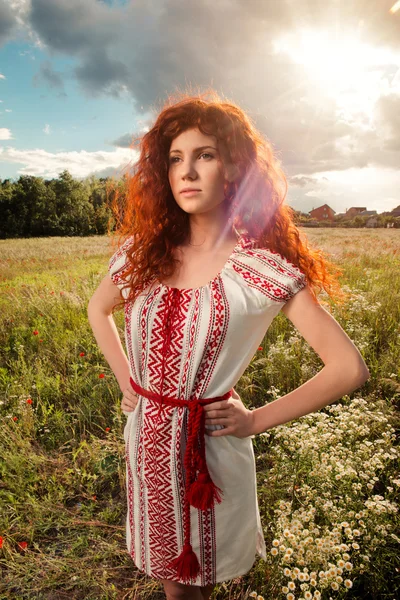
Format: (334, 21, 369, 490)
(1, 170, 399, 239)
(0, 170, 127, 239)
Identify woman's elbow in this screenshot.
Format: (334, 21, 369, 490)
(348, 357, 370, 389)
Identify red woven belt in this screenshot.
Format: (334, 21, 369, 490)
(129, 376, 232, 582)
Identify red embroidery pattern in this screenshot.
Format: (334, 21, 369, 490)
(125, 433, 135, 559)
(193, 277, 230, 398)
(199, 508, 217, 586)
(181, 289, 201, 398)
(231, 248, 305, 302)
(142, 399, 178, 578)
(162, 289, 192, 397)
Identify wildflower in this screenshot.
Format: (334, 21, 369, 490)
(79, 352, 85, 357)
(257, 596, 264, 600)
(18, 542, 27, 550)
(345, 562, 353, 570)
(271, 548, 278, 556)
(282, 587, 289, 594)
(99, 373, 105, 379)
(92, 495, 97, 501)
(26, 398, 32, 405)
(272, 539, 279, 547)
(288, 581, 296, 591)
(284, 568, 291, 577)
(33, 330, 39, 336)
(249, 593, 257, 599)
(39, 339, 43, 343)
(105, 427, 111, 432)
(258, 346, 263, 351)
(13, 416, 18, 422)
(331, 582, 339, 590)
(286, 594, 295, 600)
(0, 536, 3, 548)
(304, 592, 312, 600)
(344, 580, 353, 588)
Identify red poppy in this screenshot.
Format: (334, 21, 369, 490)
(92, 495, 97, 501)
(33, 330, 39, 336)
(79, 352, 85, 357)
(26, 398, 33, 405)
(99, 373, 105, 379)
(18, 542, 27, 550)
(13, 416, 18, 422)
(0, 536, 3, 549)
(258, 346, 263, 351)
(39, 339, 43, 343)
(105, 427, 110, 432)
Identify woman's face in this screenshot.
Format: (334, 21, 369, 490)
(168, 127, 232, 216)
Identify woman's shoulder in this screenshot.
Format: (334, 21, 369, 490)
(231, 235, 307, 302)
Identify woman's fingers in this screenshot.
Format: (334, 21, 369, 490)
(121, 386, 139, 412)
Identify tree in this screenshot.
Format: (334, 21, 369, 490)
(48, 170, 94, 236)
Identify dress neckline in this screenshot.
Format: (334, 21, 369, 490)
(159, 232, 253, 293)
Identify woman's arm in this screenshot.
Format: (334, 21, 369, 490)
(251, 287, 370, 436)
(87, 274, 131, 392)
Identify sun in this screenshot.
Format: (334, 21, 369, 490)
(271, 28, 400, 121)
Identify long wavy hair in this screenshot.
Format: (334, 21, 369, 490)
(107, 89, 342, 306)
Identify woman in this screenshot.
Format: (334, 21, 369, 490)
(87, 91, 369, 600)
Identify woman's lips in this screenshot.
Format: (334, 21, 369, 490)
(180, 190, 201, 197)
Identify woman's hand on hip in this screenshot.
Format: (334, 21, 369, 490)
(203, 389, 255, 438)
(121, 382, 139, 413)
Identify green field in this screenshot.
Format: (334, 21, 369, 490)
(0, 230, 399, 600)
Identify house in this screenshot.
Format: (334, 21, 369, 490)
(390, 205, 400, 217)
(309, 204, 335, 222)
(366, 216, 378, 228)
(359, 210, 377, 216)
(344, 207, 366, 218)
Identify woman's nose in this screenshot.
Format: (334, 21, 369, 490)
(180, 161, 198, 179)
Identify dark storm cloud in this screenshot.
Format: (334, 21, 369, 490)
(20, 0, 400, 174)
(29, 0, 119, 54)
(0, 0, 17, 45)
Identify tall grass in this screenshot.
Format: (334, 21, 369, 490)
(0, 230, 399, 599)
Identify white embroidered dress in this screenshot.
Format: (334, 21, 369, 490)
(108, 233, 306, 586)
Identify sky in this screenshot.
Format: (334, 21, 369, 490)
(0, 0, 400, 215)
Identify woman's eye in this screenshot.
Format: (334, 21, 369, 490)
(169, 153, 213, 164)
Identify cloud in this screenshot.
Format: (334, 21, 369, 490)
(0, 128, 13, 140)
(0, 145, 138, 179)
(0, 0, 18, 45)
(0, 73, 6, 79)
(2, 0, 399, 182)
(32, 60, 66, 93)
(43, 124, 50, 134)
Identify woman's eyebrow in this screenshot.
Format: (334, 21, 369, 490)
(169, 145, 218, 155)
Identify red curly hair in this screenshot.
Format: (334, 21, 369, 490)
(107, 88, 342, 306)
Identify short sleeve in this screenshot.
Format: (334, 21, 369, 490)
(108, 236, 134, 299)
(278, 254, 307, 302)
(231, 244, 307, 304)
(271, 251, 307, 302)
